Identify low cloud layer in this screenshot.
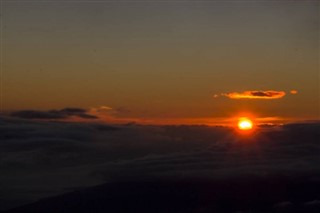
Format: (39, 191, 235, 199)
(0, 117, 319, 210)
(10, 108, 98, 120)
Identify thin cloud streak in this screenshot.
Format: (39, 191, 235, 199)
(290, 90, 298, 94)
(218, 90, 286, 99)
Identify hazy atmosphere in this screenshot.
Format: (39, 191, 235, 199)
(2, 0, 319, 124)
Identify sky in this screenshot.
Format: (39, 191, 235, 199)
(1, 2, 320, 211)
(2, 0, 319, 124)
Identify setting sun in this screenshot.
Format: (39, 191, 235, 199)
(238, 118, 253, 131)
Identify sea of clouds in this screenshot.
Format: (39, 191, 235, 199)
(1, 116, 320, 210)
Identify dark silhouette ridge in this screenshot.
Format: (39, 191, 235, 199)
(3, 175, 320, 213)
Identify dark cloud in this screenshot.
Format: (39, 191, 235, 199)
(250, 91, 281, 97)
(304, 200, 320, 206)
(10, 110, 67, 119)
(59, 108, 87, 114)
(10, 108, 98, 120)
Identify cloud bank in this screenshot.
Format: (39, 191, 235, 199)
(1, 117, 319, 210)
(10, 108, 98, 120)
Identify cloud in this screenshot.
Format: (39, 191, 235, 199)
(290, 90, 298, 94)
(1, 117, 320, 210)
(88, 106, 140, 124)
(90, 106, 113, 113)
(217, 90, 286, 99)
(304, 200, 320, 206)
(10, 108, 98, 120)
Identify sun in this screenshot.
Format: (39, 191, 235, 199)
(238, 117, 253, 131)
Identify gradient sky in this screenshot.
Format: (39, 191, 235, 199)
(2, 0, 319, 124)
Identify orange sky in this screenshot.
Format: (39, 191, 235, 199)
(2, 1, 319, 124)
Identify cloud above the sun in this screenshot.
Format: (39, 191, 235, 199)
(290, 90, 298, 94)
(214, 90, 297, 100)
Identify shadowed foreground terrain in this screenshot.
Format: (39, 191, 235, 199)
(3, 176, 320, 213)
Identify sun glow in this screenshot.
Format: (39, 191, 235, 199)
(238, 118, 253, 130)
